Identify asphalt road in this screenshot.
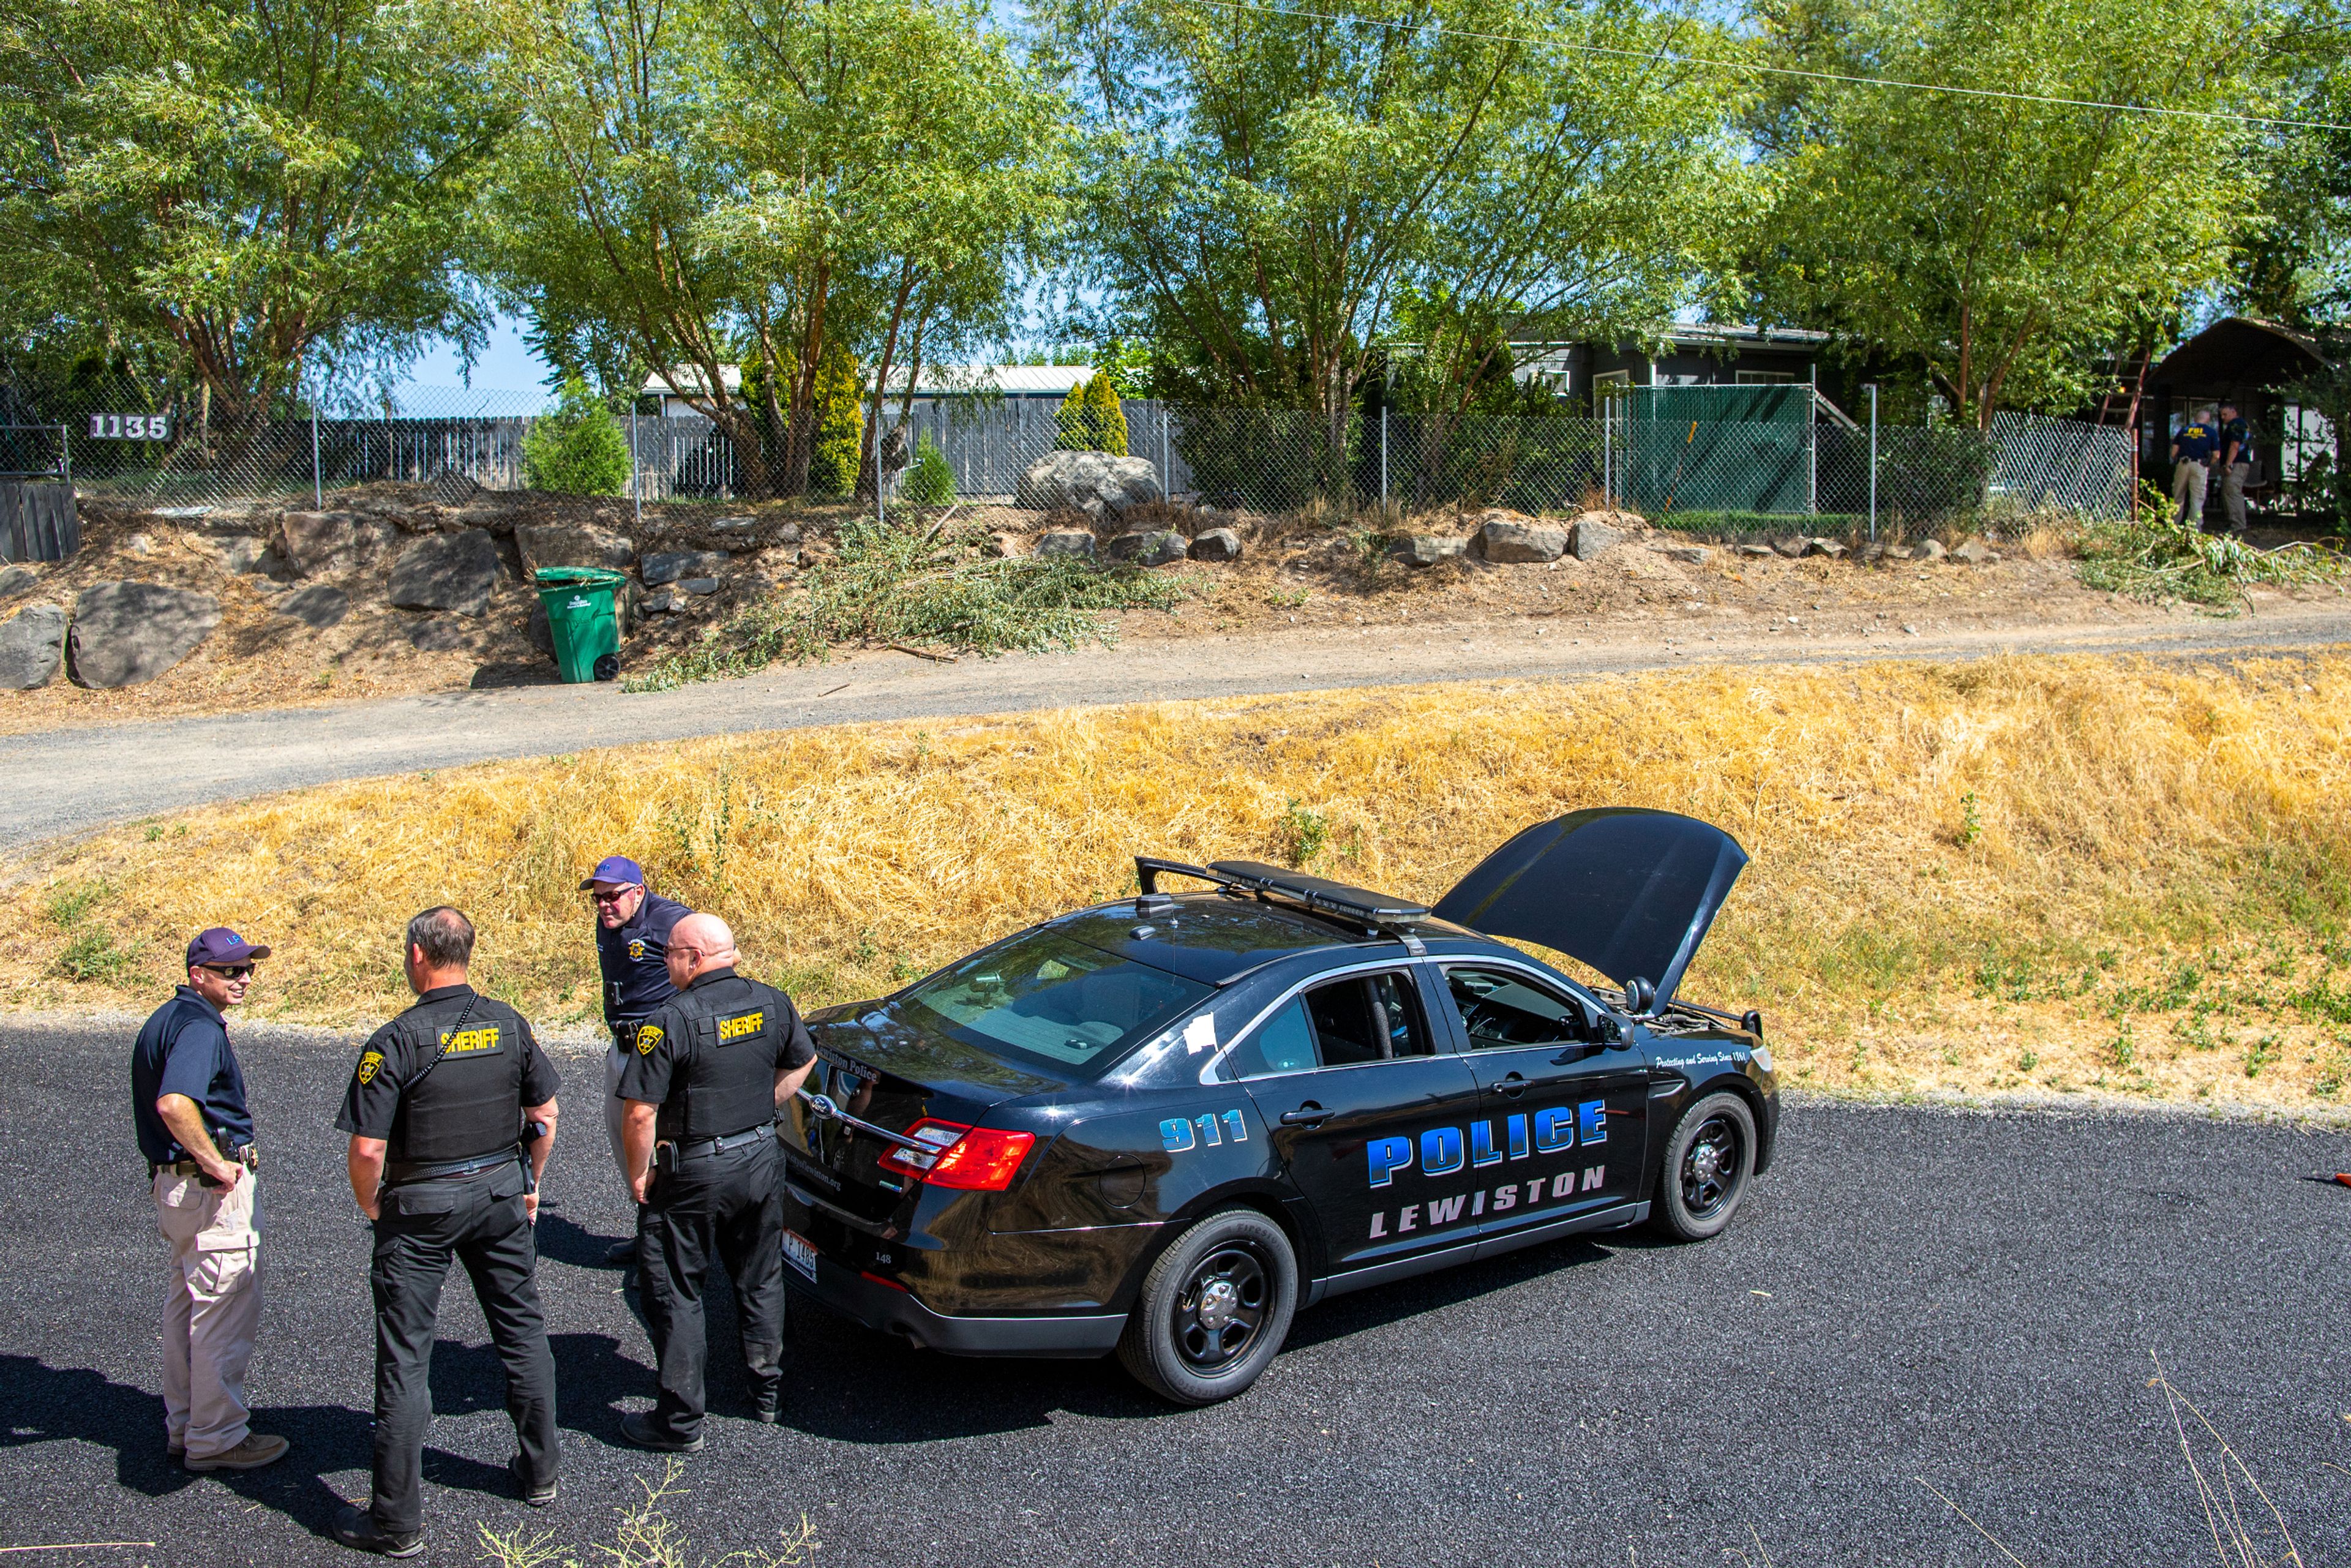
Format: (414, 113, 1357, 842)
(3, 1018, 2349, 1566)
(7, 607, 2351, 849)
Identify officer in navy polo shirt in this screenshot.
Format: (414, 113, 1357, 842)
(132, 927, 288, 1472)
(586, 855, 690, 1260)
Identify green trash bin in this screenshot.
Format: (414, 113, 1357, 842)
(533, 566, 628, 683)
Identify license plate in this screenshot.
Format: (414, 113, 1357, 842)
(782, 1228, 817, 1283)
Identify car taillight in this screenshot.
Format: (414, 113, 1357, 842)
(878, 1120, 1036, 1190)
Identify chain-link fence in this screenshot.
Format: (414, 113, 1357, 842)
(4, 377, 2134, 536)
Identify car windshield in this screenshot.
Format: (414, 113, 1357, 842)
(899, 930, 1212, 1076)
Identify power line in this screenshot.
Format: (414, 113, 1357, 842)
(1185, 0, 2351, 133)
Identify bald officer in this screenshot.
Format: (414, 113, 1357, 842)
(617, 913, 814, 1447)
(334, 907, 561, 1556)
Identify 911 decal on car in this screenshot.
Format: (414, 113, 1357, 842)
(779, 807, 1778, 1405)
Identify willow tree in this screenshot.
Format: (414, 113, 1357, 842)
(1039, 0, 1749, 467)
(0, 0, 498, 437)
(489, 0, 1057, 497)
(1746, 0, 2273, 427)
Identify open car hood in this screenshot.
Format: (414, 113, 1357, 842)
(1430, 808, 1747, 1008)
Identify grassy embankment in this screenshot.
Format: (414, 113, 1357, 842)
(7, 653, 2350, 1110)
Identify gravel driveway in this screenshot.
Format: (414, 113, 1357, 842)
(6, 606, 2349, 850)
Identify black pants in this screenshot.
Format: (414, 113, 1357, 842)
(369, 1163, 557, 1534)
(636, 1136, 784, 1439)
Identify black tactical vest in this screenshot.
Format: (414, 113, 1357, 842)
(385, 990, 533, 1165)
(656, 972, 790, 1142)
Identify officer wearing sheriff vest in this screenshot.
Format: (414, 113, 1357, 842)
(617, 911, 814, 1447)
(334, 907, 563, 1557)
(587, 855, 690, 1262)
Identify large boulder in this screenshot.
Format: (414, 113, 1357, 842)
(1392, 535, 1468, 568)
(275, 584, 351, 630)
(0, 602, 67, 689)
(279, 510, 396, 577)
(517, 523, 635, 579)
(1189, 527, 1243, 563)
(642, 549, 730, 586)
(1106, 530, 1188, 567)
(1479, 519, 1568, 564)
(388, 528, 503, 615)
(1035, 530, 1097, 560)
(69, 581, 219, 688)
(0, 564, 38, 599)
(1017, 450, 1164, 517)
(1569, 517, 1621, 561)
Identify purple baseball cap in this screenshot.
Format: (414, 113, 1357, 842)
(580, 855, 646, 891)
(186, 927, 271, 968)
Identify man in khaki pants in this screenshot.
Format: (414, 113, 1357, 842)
(131, 927, 288, 1472)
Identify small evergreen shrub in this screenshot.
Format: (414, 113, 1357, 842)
(1056, 373, 1130, 454)
(902, 434, 956, 505)
(522, 378, 631, 496)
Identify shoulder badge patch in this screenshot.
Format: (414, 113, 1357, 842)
(636, 1022, 664, 1056)
(628, 939, 645, 961)
(356, 1049, 385, 1086)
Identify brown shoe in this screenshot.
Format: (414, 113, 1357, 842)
(184, 1432, 290, 1472)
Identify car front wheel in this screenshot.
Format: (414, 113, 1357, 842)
(1116, 1206, 1298, 1406)
(1650, 1090, 1758, 1242)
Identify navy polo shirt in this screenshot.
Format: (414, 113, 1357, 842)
(2216, 416, 2251, 464)
(132, 986, 254, 1165)
(597, 891, 691, 1024)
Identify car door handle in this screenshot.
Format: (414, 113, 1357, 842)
(1279, 1104, 1331, 1127)
(1494, 1073, 1529, 1098)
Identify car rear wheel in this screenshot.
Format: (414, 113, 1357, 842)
(1650, 1090, 1758, 1242)
(1116, 1207, 1297, 1406)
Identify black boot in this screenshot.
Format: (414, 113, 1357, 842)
(333, 1505, 423, 1558)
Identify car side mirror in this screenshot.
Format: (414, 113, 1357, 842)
(1598, 1016, 1625, 1045)
(1623, 977, 1656, 1016)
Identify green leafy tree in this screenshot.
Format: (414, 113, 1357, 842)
(522, 378, 631, 495)
(1039, 0, 1748, 467)
(1745, 0, 2273, 428)
(2227, 0, 2351, 328)
(0, 0, 499, 439)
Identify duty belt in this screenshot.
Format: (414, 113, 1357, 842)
(384, 1144, 522, 1188)
(663, 1123, 774, 1165)
(150, 1141, 260, 1183)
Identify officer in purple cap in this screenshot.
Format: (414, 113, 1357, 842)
(585, 856, 690, 1260)
(130, 927, 289, 1473)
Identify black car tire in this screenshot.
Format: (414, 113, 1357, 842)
(1116, 1207, 1297, 1406)
(1651, 1090, 1758, 1242)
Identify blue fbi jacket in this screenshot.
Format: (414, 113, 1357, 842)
(598, 891, 692, 1026)
(132, 986, 254, 1165)
(2173, 422, 2216, 464)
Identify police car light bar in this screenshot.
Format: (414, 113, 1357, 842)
(1134, 855, 1431, 933)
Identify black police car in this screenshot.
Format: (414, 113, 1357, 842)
(779, 807, 1777, 1405)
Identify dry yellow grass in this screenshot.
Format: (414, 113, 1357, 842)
(8, 652, 2351, 1110)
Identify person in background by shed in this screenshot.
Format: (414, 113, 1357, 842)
(2215, 402, 2254, 535)
(132, 928, 289, 1473)
(2170, 407, 2217, 528)
(585, 855, 690, 1262)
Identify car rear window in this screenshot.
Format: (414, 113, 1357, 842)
(899, 930, 1212, 1076)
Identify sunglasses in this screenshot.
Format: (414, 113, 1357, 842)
(202, 964, 256, 980)
(588, 888, 640, 905)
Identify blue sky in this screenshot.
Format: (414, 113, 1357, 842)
(396, 313, 557, 399)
